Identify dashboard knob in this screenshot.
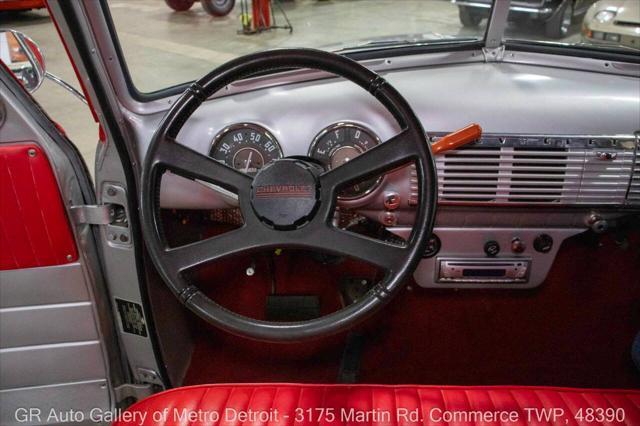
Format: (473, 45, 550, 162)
(511, 237, 526, 254)
(484, 240, 500, 257)
(383, 192, 401, 210)
(533, 234, 553, 253)
(423, 234, 441, 258)
(381, 212, 397, 226)
(587, 214, 609, 234)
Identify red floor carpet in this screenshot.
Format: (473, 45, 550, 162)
(183, 231, 640, 388)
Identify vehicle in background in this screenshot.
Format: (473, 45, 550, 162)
(0, 0, 44, 12)
(452, 0, 596, 38)
(582, 0, 640, 49)
(165, 0, 235, 16)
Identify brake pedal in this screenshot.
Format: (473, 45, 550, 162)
(265, 295, 320, 321)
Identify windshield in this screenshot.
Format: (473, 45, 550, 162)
(107, 0, 638, 94)
(108, 0, 491, 92)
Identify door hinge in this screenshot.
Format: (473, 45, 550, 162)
(71, 202, 131, 246)
(114, 383, 154, 403)
(70, 204, 117, 225)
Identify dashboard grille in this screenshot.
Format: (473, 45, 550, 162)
(629, 139, 640, 203)
(435, 143, 636, 205)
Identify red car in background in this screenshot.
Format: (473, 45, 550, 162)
(0, 0, 45, 12)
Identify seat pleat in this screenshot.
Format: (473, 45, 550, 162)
(220, 387, 254, 426)
(114, 385, 640, 426)
(199, 386, 233, 426)
(268, 386, 298, 426)
(292, 386, 323, 426)
(464, 390, 499, 426)
(320, 386, 349, 426)
(509, 389, 547, 426)
(485, 390, 527, 426)
(245, 387, 278, 426)
(600, 393, 640, 425)
(395, 387, 422, 426)
(438, 389, 472, 426)
(371, 388, 396, 426)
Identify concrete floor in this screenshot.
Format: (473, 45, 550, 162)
(2, 0, 581, 177)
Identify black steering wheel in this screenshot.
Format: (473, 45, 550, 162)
(140, 49, 437, 342)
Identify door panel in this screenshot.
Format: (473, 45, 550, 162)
(0, 301, 97, 347)
(0, 341, 107, 389)
(0, 263, 88, 307)
(0, 143, 78, 270)
(0, 69, 115, 425)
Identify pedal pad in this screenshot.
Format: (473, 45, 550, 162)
(337, 332, 365, 383)
(265, 295, 320, 321)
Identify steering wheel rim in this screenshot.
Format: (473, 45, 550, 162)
(140, 48, 437, 342)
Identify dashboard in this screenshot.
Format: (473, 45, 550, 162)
(129, 56, 640, 289)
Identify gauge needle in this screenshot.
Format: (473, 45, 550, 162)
(243, 150, 254, 174)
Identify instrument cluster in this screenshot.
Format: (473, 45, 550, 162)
(209, 121, 383, 199)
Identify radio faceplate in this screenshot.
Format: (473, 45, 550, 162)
(437, 258, 530, 284)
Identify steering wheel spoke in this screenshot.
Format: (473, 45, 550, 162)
(311, 225, 407, 272)
(163, 225, 267, 275)
(154, 136, 252, 196)
(319, 128, 418, 195)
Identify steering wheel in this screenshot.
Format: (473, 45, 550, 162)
(140, 49, 437, 342)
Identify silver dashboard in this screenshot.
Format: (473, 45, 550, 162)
(126, 58, 640, 289)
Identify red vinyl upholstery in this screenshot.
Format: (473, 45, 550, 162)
(114, 384, 640, 426)
(0, 143, 78, 270)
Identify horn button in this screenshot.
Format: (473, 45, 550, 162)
(250, 159, 321, 229)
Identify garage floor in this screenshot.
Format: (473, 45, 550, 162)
(2, 0, 581, 176)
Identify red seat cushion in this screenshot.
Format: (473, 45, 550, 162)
(114, 384, 640, 426)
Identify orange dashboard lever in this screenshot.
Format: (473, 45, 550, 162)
(431, 123, 482, 155)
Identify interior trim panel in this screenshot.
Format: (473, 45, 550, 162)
(0, 143, 78, 270)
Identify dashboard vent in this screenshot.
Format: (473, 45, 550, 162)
(628, 139, 640, 204)
(436, 145, 635, 205)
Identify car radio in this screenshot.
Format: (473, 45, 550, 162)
(437, 258, 530, 284)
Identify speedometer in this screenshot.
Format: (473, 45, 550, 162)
(309, 122, 381, 199)
(209, 123, 283, 175)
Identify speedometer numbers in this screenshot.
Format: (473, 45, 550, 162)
(309, 123, 382, 199)
(210, 123, 282, 176)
